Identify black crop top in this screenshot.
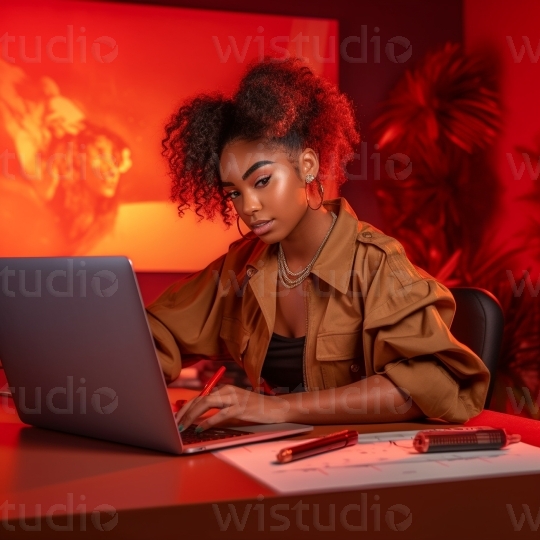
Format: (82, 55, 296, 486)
(260, 332, 306, 394)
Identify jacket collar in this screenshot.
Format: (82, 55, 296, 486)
(311, 198, 359, 294)
(245, 197, 360, 295)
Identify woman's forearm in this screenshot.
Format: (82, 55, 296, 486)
(276, 374, 425, 424)
(176, 375, 425, 432)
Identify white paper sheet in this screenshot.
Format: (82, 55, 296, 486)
(214, 430, 540, 494)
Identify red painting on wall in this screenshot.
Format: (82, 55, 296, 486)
(0, 0, 337, 270)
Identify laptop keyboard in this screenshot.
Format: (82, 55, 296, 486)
(180, 425, 252, 445)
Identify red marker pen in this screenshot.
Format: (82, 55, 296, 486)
(413, 427, 521, 453)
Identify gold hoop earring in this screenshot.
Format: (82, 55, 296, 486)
(305, 175, 324, 210)
(236, 215, 251, 239)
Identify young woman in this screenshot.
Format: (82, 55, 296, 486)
(146, 57, 489, 433)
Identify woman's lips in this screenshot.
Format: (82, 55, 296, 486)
(251, 219, 274, 236)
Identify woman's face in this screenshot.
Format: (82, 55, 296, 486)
(87, 136, 122, 198)
(219, 139, 318, 244)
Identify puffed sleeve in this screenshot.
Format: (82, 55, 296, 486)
(145, 252, 230, 383)
(361, 239, 490, 423)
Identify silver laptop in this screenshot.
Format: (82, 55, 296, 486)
(0, 256, 312, 454)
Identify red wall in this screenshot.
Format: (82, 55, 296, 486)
(464, 0, 540, 257)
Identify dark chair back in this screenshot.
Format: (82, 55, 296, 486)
(449, 287, 504, 408)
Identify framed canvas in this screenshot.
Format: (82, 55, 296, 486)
(0, 0, 338, 270)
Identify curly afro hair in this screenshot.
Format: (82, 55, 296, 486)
(162, 56, 360, 226)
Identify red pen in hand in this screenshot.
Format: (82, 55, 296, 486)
(175, 365, 226, 409)
(276, 429, 358, 463)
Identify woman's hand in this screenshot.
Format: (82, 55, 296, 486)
(175, 385, 289, 432)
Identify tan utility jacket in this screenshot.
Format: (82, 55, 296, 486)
(146, 197, 489, 423)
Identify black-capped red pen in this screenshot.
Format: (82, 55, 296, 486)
(175, 365, 226, 409)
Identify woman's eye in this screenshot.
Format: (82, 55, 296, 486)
(225, 176, 270, 200)
(256, 176, 271, 187)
